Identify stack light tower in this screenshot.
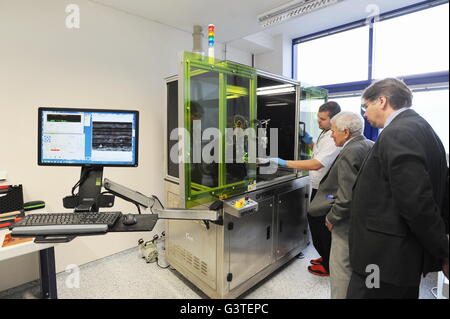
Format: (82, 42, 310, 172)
(208, 24, 215, 58)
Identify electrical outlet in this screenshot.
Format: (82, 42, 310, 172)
(0, 171, 7, 181)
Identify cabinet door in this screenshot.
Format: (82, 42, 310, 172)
(276, 187, 308, 259)
(228, 197, 274, 290)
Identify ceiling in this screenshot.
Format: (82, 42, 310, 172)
(91, 0, 427, 52)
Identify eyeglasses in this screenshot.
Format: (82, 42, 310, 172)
(360, 103, 368, 113)
(361, 96, 385, 112)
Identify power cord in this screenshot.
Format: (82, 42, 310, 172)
(431, 287, 438, 298)
(152, 195, 165, 209)
(149, 195, 164, 214)
(135, 203, 142, 215)
(101, 190, 142, 214)
(71, 167, 95, 196)
(157, 259, 170, 269)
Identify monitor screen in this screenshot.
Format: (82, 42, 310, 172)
(38, 107, 139, 166)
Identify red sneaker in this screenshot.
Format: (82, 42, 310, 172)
(308, 264, 329, 277)
(310, 257, 323, 265)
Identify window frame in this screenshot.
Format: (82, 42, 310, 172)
(292, 0, 449, 94)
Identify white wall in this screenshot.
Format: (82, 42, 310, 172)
(0, 0, 251, 291)
(254, 34, 292, 78)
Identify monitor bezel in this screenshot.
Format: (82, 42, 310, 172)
(37, 107, 139, 167)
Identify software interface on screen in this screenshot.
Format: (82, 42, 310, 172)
(39, 109, 138, 165)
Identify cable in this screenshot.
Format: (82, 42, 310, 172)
(101, 190, 142, 214)
(71, 167, 94, 196)
(148, 195, 164, 215)
(156, 259, 170, 269)
(152, 195, 165, 209)
(431, 287, 438, 299)
(135, 203, 142, 215)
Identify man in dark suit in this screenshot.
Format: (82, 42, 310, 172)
(347, 78, 449, 299)
(309, 111, 373, 298)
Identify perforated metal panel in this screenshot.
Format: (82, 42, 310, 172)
(0, 185, 24, 214)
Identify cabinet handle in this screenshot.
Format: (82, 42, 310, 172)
(267, 226, 271, 240)
(279, 220, 283, 233)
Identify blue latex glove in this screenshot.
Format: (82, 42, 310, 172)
(301, 130, 313, 145)
(268, 157, 287, 167)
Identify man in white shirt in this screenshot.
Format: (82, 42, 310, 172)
(269, 101, 342, 276)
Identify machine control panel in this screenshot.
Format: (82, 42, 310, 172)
(223, 197, 258, 218)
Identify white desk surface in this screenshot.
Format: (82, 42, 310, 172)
(0, 228, 56, 262)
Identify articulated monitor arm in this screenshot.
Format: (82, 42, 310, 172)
(103, 178, 219, 222)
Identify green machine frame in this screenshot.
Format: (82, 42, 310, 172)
(178, 52, 258, 208)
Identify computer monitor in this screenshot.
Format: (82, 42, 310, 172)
(38, 108, 139, 166)
(38, 107, 139, 212)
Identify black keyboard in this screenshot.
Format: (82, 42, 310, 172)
(10, 212, 122, 236)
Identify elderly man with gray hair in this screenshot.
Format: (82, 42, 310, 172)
(309, 111, 373, 298)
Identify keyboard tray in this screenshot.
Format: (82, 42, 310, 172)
(10, 214, 159, 241)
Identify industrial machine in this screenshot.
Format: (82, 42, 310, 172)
(164, 52, 327, 298)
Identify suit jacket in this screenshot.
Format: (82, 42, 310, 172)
(309, 135, 374, 232)
(349, 109, 449, 287)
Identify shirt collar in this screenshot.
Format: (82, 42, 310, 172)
(343, 135, 357, 148)
(384, 107, 408, 128)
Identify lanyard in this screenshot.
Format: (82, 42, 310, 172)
(316, 130, 326, 145)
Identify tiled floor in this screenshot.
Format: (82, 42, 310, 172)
(0, 243, 438, 299)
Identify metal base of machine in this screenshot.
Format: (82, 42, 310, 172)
(165, 177, 310, 299)
(169, 238, 304, 299)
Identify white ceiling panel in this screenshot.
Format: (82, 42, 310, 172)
(91, 0, 430, 51)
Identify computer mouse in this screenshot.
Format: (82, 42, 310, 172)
(122, 214, 137, 226)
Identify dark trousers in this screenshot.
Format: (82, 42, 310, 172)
(346, 272, 420, 299)
(307, 188, 332, 271)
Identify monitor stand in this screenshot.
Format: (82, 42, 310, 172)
(75, 166, 103, 212)
(63, 166, 115, 212)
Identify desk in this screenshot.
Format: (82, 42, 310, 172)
(0, 229, 57, 299)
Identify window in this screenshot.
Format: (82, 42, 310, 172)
(412, 89, 449, 153)
(373, 4, 449, 79)
(293, 1, 449, 146)
(330, 90, 450, 153)
(329, 96, 361, 114)
(296, 26, 369, 86)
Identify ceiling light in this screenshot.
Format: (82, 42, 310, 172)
(258, 0, 344, 28)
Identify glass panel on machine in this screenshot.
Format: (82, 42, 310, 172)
(226, 74, 251, 184)
(299, 86, 328, 163)
(181, 52, 257, 207)
(176, 52, 329, 208)
(167, 80, 179, 178)
(189, 68, 220, 189)
(256, 76, 297, 182)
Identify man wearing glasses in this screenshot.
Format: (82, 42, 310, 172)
(347, 78, 449, 299)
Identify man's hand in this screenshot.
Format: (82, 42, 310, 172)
(268, 158, 287, 167)
(325, 218, 334, 232)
